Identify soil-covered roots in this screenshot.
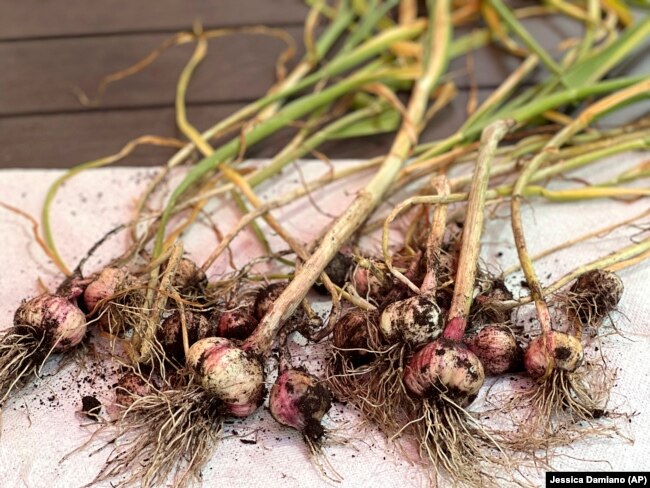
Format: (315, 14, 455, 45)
(558, 288, 623, 339)
(305, 437, 349, 484)
(497, 362, 620, 452)
(401, 396, 525, 488)
(94, 288, 148, 337)
(328, 343, 414, 435)
(0, 327, 47, 406)
(87, 379, 223, 488)
(326, 313, 416, 435)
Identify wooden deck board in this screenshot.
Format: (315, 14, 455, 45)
(0, 28, 305, 116)
(0, 2, 647, 170)
(0, 16, 583, 117)
(0, 91, 482, 168)
(0, 0, 308, 40)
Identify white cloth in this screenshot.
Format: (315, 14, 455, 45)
(0, 154, 648, 487)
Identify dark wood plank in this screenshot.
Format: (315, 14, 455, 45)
(0, 0, 309, 41)
(0, 103, 241, 168)
(0, 82, 641, 170)
(0, 27, 305, 116)
(0, 91, 480, 169)
(0, 15, 582, 117)
(447, 14, 583, 87)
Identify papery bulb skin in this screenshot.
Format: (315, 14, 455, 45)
(115, 371, 151, 407)
(524, 331, 583, 379)
(404, 339, 485, 407)
(56, 275, 91, 302)
(253, 282, 317, 333)
(172, 258, 207, 290)
(253, 282, 287, 320)
(332, 309, 372, 354)
(380, 293, 442, 347)
(83, 267, 130, 313)
(466, 325, 523, 375)
(269, 369, 332, 441)
(570, 269, 624, 323)
(14, 294, 87, 351)
(186, 337, 264, 417)
(216, 309, 257, 341)
(157, 310, 214, 362)
(470, 279, 514, 326)
(352, 267, 385, 298)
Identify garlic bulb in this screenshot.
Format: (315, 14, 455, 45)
(14, 294, 87, 352)
(83, 267, 130, 313)
(380, 293, 442, 347)
(186, 337, 264, 417)
(524, 331, 583, 379)
(570, 269, 624, 323)
(269, 369, 331, 441)
(404, 339, 485, 406)
(56, 275, 90, 301)
(216, 309, 257, 340)
(314, 252, 353, 293)
(352, 267, 385, 298)
(172, 258, 207, 290)
(466, 325, 522, 375)
(332, 309, 371, 354)
(115, 371, 151, 407)
(157, 310, 214, 362)
(253, 282, 286, 320)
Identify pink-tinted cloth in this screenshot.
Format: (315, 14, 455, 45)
(1, 153, 648, 487)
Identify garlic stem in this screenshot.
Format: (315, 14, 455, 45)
(444, 119, 513, 341)
(420, 176, 451, 294)
(510, 78, 650, 335)
(244, 0, 452, 356)
(136, 242, 184, 362)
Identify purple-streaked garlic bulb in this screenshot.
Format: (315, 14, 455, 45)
(14, 294, 87, 352)
(115, 371, 151, 407)
(56, 275, 91, 302)
(157, 310, 214, 362)
(524, 331, 583, 379)
(253, 282, 287, 320)
(470, 279, 513, 326)
(404, 339, 485, 407)
(352, 267, 386, 298)
(83, 267, 131, 313)
(216, 309, 257, 340)
(569, 269, 624, 323)
(186, 337, 264, 417)
(465, 325, 523, 375)
(269, 369, 332, 441)
(380, 293, 442, 347)
(332, 309, 371, 354)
